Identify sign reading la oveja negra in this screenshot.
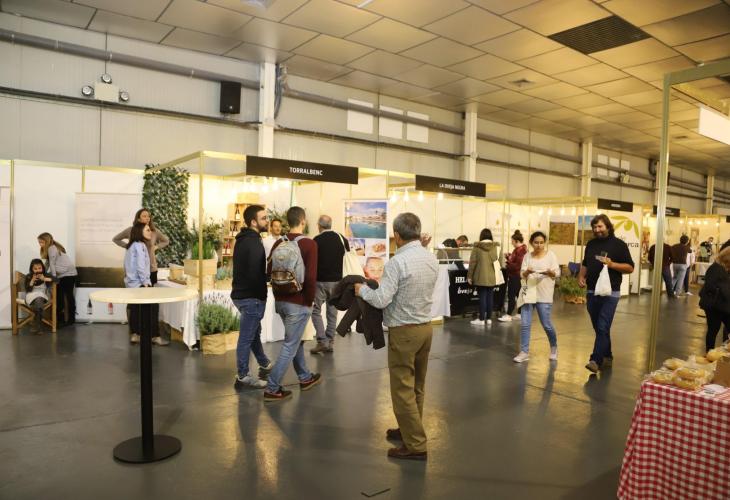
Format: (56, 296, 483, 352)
(652, 205, 680, 217)
(246, 156, 359, 185)
(597, 198, 633, 213)
(415, 175, 486, 197)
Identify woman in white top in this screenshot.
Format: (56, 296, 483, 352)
(513, 231, 560, 363)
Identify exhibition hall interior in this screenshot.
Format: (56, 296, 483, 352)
(2, 0, 730, 498)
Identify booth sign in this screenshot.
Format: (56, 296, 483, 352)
(246, 156, 358, 185)
(415, 175, 486, 198)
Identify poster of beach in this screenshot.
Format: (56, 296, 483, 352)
(345, 200, 389, 281)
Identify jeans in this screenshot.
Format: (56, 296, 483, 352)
(477, 286, 494, 321)
(520, 303, 557, 353)
(660, 267, 674, 297)
(683, 265, 690, 293)
(704, 308, 730, 353)
(672, 263, 687, 295)
(507, 275, 521, 315)
(266, 301, 313, 392)
(57, 276, 76, 324)
(233, 298, 270, 378)
(312, 281, 338, 344)
(586, 292, 620, 365)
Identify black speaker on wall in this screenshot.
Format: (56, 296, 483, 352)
(220, 81, 241, 114)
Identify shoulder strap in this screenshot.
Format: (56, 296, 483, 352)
(337, 232, 348, 251)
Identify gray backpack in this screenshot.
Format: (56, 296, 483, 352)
(270, 235, 306, 295)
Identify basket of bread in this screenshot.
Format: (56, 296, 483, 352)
(649, 345, 730, 391)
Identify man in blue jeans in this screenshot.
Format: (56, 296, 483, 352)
(578, 214, 634, 374)
(264, 206, 321, 402)
(231, 204, 272, 390)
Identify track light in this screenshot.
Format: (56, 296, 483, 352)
(81, 85, 93, 97)
(101, 73, 112, 84)
(119, 90, 130, 102)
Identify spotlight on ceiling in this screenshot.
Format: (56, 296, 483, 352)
(119, 90, 130, 102)
(81, 85, 94, 97)
(101, 73, 113, 84)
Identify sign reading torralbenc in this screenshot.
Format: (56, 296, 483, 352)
(246, 156, 359, 185)
(415, 175, 486, 197)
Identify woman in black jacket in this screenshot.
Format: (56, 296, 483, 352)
(699, 248, 730, 352)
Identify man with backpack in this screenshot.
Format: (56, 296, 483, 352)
(311, 214, 350, 354)
(265, 206, 322, 402)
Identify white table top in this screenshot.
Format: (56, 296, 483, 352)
(90, 287, 198, 305)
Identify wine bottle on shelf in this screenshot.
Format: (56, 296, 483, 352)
(234, 206, 241, 220)
(108, 303, 114, 315)
(87, 298, 93, 315)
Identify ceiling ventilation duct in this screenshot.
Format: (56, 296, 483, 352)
(548, 16, 649, 54)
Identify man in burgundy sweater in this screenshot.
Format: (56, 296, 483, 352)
(264, 206, 322, 401)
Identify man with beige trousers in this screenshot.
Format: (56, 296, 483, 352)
(356, 213, 438, 461)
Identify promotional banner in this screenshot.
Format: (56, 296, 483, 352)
(604, 207, 643, 294)
(344, 200, 388, 281)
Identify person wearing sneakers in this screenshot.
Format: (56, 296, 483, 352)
(578, 214, 634, 374)
(498, 230, 527, 323)
(310, 214, 350, 355)
(355, 213, 438, 461)
(467, 228, 500, 326)
(264, 207, 321, 402)
(513, 231, 559, 363)
(231, 204, 272, 390)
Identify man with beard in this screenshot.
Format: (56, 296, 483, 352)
(578, 214, 634, 373)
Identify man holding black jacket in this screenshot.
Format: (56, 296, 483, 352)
(231, 204, 272, 390)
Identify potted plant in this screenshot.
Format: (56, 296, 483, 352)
(558, 275, 587, 304)
(197, 302, 240, 355)
(184, 219, 224, 277)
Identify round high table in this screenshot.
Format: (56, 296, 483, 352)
(90, 287, 197, 464)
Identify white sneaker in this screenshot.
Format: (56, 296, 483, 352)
(470, 319, 485, 326)
(497, 314, 512, 322)
(550, 346, 558, 360)
(486, 319, 492, 326)
(235, 375, 267, 389)
(685, 291, 693, 296)
(513, 351, 529, 363)
(513, 314, 521, 321)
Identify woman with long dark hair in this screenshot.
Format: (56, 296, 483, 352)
(699, 247, 730, 353)
(498, 230, 527, 323)
(38, 232, 77, 326)
(467, 228, 500, 326)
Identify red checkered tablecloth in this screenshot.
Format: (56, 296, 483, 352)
(618, 381, 730, 500)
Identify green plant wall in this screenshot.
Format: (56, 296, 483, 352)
(143, 164, 189, 266)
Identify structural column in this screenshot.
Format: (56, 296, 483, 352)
(258, 62, 276, 158)
(462, 102, 477, 182)
(706, 174, 715, 214)
(580, 140, 592, 197)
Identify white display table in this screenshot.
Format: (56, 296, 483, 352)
(90, 287, 197, 464)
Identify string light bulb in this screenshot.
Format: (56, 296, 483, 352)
(389, 191, 398, 203)
(418, 191, 424, 202)
(571, 207, 576, 216)
(561, 206, 565, 215)
(404, 189, 410, 202)
(437, 192, 443, 201)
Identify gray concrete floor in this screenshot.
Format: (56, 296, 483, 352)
(0, 291, 711, 500)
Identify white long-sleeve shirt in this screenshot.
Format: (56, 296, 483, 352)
(521, 251, 560, 303)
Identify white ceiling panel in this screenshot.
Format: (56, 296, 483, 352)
(504, 0, 611, 36)
(468, 0, 541, 15)
(586, 77, 654, 97)
(88, 11, 173, 43)
(400, 38, 483, 67)
(642, 4, 730, 46)
(555, 93, 613, 109)
(357, 0, 471, 28)
(611, 90, 664, 106)
(284, 55, 350, 81)
(232, 17, 317, 52)
(508, 98, 561, 114)
(161, 28, 241, 55)
(159, 1, 251, 36)
(581, 102, 635, 116)
(4, 0, 94, 28)
(294, 35, 374, 65)
(74, 0, 170, 20)
(347, 50, 422, 78)
(379, 81, 435, 100)
(424, 5, 519, 45)
(435, 78, 500, 98)
(447, 54, 523, 80)
(533, 107, 584, 120)
(346, 18, 437, 52)
(622, 55, 695, 82)
(601, 0, 720, 26)
(207, 0, 308, 22)
(225, 42, 292, 63)
(482, 109, 530, 123)
(553, 63, 628, 87)
(395, 65, 464, 88)
(518, 47, 597, 75)
(591, 38, 679, 68)
(329, 70, 399, 92)
(472, 89, 531, 106)
(412, 92, 467, 108)
(488, 69, 558, 89)
(522, 81, 587, 99)
(676, 34, 730, 62)
(605, 111, 657, 123)
(473, 29, 562, 60)
(282, 0, 381, 38)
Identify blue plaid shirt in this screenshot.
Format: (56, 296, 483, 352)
(359, 240, 438, 327)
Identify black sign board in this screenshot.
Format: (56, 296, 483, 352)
(726, 216, 730, 224)
(246, 156, 358, 185)
(448, 270, 479, 316)
(652, 205, 680, 217)
(597, 198, 633, 213)
(415, 175, 486, 198)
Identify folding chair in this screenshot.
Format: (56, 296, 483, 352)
(11, 272, 57, 335)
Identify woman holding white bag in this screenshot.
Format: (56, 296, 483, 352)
(513, 231, 560, 363)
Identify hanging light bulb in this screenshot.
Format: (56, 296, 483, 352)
(704, 220, 708, 225)
(571, 207, 576, 216)
(273, 178, 279, 192)
(261, 180, 269, 193)
(418, 191, 424, 202)
(538, 207, 544, 216)
(404, 189, 410, 202)
(561, 206, 565, 215)
(437, 192, 443, 201)
(583, 207, 588, 215)
(679, 219, 684, 224)
(716, 222, 720, 227)
(547, 207, 553, 216)
(390, 191, 398, 203)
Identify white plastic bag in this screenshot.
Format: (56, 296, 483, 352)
(595, 264, 612, 296)
(493, 260, 505, 286)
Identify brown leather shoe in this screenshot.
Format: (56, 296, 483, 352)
(387, 446, 427, 461)
(386, 428, 402, 441)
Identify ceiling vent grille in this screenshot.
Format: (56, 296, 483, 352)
(548, 15, 649, 54)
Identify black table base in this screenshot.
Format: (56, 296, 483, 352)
(114, 302, 181, 464)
